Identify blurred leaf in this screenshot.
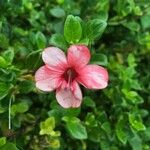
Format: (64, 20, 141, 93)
(0, 82, 11, 100)
(141, 13, 150, 29)
(0, 34, 9, 49)
(83, 96, 95, 108)
(19, 80, 35, 94)
(101, 121, 111, 135)
(129, 134, 142, 150)
(50, 6, 65, 18)
(122, 20, 140, 32)
(2, 48, 14, 65)
(0, 137, 6, 147)
(91, 53, 108, 66)
(49, 33, 68, 50)
(64, 15, 82, 43)
(0, 142, 19, 150)
(36, 31, 46, 49)
(0, 56, 7, 68)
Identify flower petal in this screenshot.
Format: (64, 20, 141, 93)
(42, 47, 67, 71)
(67, 45, 90, 69)
(77, 65, 108, 89)
(35, 66, 62, 91)
(56, 81, 82, 108)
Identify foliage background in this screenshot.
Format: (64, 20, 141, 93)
(0, 0, 150, 149)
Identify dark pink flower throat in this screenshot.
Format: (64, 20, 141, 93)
(63, 68, 78, 83)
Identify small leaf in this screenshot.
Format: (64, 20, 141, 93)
(63, 117, 87, 139)
(19, 80, 35, 94)
(64, 15, 82, 44)
(91, 53, 108, 66)
(40, 117, 56, 135)
(2, 48, 14, 65)
(84, 19, 107, 43)
(0, 142, 19, 150)
(0, 56, 7, 68)
(116, 117, 128, 144)
(11, 102, 29, 116)
(141, 13, 150, 29)
(49, 34, 68, 50)
(129, 134, 142, 150)
(36, 31, 46, 49)
(83, 96, 95, 108)
(122, 20, 140, 32)
(0, 137, 6, 147)
(0, 34, 9, 49)
(50, 6, 65, 18)
(128, 114, 146, 131)
(0, 82, 11, 100)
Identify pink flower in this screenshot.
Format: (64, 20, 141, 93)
(35, 45, 108, 108)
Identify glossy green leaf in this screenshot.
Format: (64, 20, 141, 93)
(64, 15, 82, 43)
(84, 19, 107, 43)
(128, 114, 146, 131)
(63, 117, 87, 139)
(116, 117, 128, 144)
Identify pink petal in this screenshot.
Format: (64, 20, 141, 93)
(67, 45, 90, 69)
(77, 65, 108, 89)
(35, 66, 62, 91)
(56, 81, 82, 108)
(42, 47, 68, 71)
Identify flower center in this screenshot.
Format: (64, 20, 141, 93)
(63, 68, 78, 83)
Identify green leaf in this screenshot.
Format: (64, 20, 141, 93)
(116, 117, 128, 144)
(122, 89, 143, 104)
(122, 20, 140, 32)
(129, 134, 142, 150)
(101, 122, 111, 135)
(128, 114, 146, 131)
(50, 6, 65, 18)
(91, 53, 108, 66)
(2, 48, 14, 65)
(36, 31, 46, 49)
(83, 96, 95, 108)
(49, 34, 68, 50)
(11, 102, 29, 115)
(0, 56, 7, 68)
(0, 82, 11, 100)
(143, 127, 150, 141)
(0, 137, 6, 147)
(63, 117, 87, 139)
(40, 117, 55, 135)
(0, 142, 19, 150)
(141, 13, 150, 29)
(64, 15, 82, 44)
(0, 34, 9, 49)
(84, 19, 107, 43)
(19, 80, 35, 94)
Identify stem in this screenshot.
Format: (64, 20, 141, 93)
(8, 95, 14, 129)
